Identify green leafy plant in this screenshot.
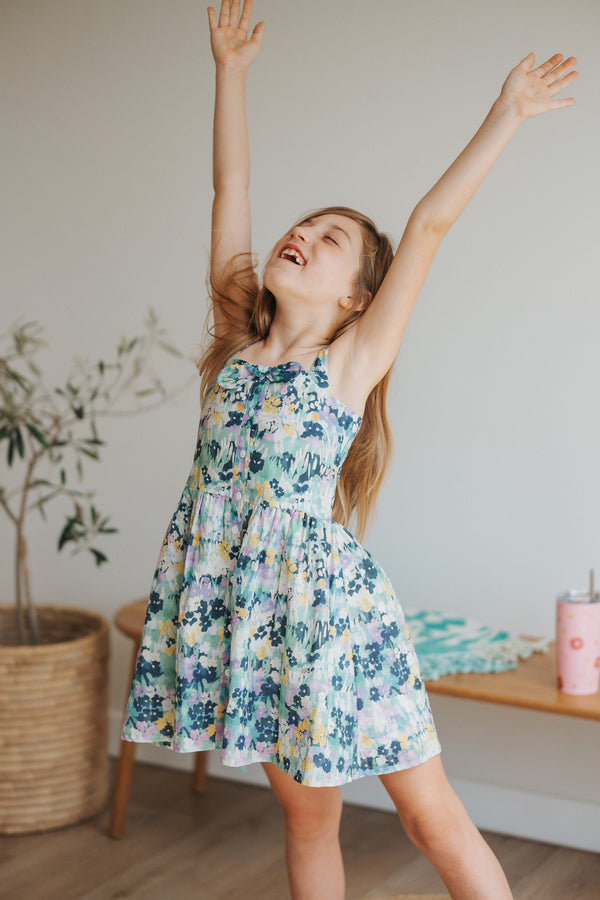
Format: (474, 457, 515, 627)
(0, 311, 194, 644)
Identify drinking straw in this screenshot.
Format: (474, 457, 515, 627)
(590, 568, 595, 599)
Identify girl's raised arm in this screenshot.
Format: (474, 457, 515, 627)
(208, 0, 264, 332)
(340, 53, 578, 400)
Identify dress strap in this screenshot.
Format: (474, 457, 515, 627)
(311, 346, 329, 373)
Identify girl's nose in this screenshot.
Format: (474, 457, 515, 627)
(291, 226, 309, 243)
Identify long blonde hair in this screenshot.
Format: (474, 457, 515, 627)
(199, 206, 395, 540)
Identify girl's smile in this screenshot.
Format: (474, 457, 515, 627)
(279, 244, 306, 265)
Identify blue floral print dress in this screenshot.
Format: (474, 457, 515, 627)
(121, 348, 441, 786)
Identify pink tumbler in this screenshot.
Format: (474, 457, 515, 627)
(556, 591, 600, 695)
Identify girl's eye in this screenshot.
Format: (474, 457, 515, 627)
(325, 235, 338, 245)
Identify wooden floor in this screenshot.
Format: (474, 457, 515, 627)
(1, 761, 599, 899)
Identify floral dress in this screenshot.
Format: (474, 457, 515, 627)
(121, 348, 441, 786)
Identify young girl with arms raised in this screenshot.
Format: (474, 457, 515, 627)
(122, 2, 578, 897)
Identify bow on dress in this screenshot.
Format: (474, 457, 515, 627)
(216, 359, 305, 391)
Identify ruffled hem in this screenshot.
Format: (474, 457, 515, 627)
(120, 729, 442, 787)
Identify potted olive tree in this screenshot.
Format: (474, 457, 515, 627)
(0, 313, 192, 834)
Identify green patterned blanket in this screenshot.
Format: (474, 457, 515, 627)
(405, 608, 549, 681)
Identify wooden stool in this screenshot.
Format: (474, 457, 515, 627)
(109, 597, 208, 838)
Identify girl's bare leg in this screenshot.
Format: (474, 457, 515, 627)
(262, 762, 344, 900)
(379, 755, 513, 899)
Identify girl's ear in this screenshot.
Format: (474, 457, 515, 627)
(339, 290, 373, 312)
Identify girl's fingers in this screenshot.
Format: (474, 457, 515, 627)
(549, 69, 579, 96)
(250, 20, 265, 46)
(229, 0, 241, 28)
(551, 95, 576, 110)
(213, 0, 253, 35)
(534, 53, 563, 77)
(239, 0, 253, 34)
(517, 52, 536, 70)
(217, 0, 231, 28)
(544, 57, 577, 85)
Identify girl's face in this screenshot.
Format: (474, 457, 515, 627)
(263, 214, 365, 312)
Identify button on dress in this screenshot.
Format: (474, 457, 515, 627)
(121, 348, 441, 785)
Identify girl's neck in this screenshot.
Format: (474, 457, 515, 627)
(245, 310, 331, 368)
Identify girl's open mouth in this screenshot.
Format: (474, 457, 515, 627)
(279, 245, 306, 265)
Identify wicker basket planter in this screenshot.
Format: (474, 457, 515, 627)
(0, 605, 110, 835)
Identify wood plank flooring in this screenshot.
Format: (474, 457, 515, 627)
(1, 761, 598, 899)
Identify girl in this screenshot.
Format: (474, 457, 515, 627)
(122, 2, 578, 897)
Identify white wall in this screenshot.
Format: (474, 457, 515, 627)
(2, 0, 599, 850)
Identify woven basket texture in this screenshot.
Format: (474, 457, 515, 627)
(0, 605, 110, 835)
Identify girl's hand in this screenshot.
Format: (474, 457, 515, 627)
(500, 53, 578, 120)
(208, 0, 264, 70)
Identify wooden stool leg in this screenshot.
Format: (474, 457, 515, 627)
(108, 643, 140, 838)
(109, 738, 138, 838)
(193, 751, 208, 793)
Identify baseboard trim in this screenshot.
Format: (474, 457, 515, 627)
(109, 710, 600, 853)
(448, 777, 600, 854)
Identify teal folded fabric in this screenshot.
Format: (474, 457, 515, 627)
(405, 608, 549, 681)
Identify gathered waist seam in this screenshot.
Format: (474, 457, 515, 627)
(193, 484, 333, 521)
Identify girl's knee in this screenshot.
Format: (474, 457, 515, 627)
(262, 762, 343, 841)
(401, 799, 464, 857)
(380, 757, 477, 859)
(400, 788, 484, 866)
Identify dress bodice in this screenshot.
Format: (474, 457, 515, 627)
(190, 348, 362, 519)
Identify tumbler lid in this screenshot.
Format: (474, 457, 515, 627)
(557, 590, 600, 603)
